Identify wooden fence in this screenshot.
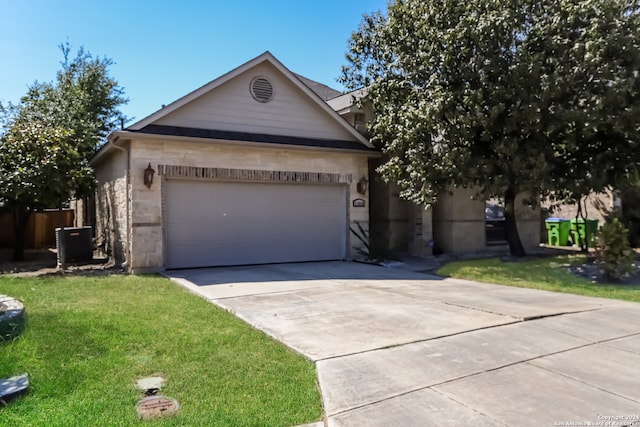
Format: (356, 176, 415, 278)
(0, 209, 75, 249)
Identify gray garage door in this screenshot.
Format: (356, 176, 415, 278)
(165, 179, 347, 269)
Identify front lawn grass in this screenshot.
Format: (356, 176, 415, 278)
(0, 274, 321, 426)
(436, 255, 640, 303)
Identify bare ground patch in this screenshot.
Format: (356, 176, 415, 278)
(567, 253, 640, 285)
(0, 248, 122, 277)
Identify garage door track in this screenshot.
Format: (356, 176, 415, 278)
(168, 261, 640, 427)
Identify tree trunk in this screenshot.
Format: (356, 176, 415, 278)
(12, 204, 32, 262)
(504, 187, 526, 257)
(574, 196, 588, 252)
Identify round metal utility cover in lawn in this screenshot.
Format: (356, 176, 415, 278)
(0, 295, 26, 342)
(136, 396, 179, 420)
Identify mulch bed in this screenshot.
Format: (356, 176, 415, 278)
(0, 248, 120, 277)
(567, 255, 640, 285)
(0, 249, 57, 274)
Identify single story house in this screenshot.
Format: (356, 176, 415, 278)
(91, 52, 377, 271)
(90, 51, 541, 272)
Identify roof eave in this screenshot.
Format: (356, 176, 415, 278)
(90, 131, 128, 166)
(111, 130, 380, 157)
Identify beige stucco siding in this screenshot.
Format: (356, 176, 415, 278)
(155, 62, 355, 141)
(433, 188, 540, 254)
(125, 138, 370, 271)
(513, 193, 542, 249)
(432, 187, 486, 253)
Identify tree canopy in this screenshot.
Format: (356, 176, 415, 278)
(0, 118, 91, 209)
(0, 43, 127, 260)
(341, 0, 640, 255)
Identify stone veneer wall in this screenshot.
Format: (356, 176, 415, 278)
(124, 138, 370, 271)
(513, 193, 543, 249)
(408, 204, 434, 257)
(368, 157, 412, 255)
(94, 145, 129, 266)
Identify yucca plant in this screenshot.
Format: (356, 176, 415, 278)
(350, 221, 372, 259)
(349, 221, 395, 262)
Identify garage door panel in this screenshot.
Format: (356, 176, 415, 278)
(167, 233, 341, 268)
(165, 180, 346, 268)
(168, 218, 343, 245)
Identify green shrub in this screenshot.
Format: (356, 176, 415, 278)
(597, 219, 636, 280)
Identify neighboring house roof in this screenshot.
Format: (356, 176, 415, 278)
(326, 88, 368, 115)
(293, 73, 342, 101)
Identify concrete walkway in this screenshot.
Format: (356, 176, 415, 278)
(168, 261, 640, 427)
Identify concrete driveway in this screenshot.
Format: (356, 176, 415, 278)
(168, 261, 640, 427)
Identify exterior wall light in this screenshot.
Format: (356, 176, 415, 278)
(357, 176, 368, 195)
(144, 163, 155, 189)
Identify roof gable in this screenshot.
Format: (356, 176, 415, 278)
(129, 52, 372, 148)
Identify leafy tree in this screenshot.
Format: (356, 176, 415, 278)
(341, 0, 640, 256)
(0, 44, 127, 260)
(542, 1, 640, 250)
(9, 43, 128, 158)
(0, 118, 92, 260)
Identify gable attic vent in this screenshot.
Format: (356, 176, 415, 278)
(250, 77, 274, 103)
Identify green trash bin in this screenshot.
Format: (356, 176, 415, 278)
(570, 218, 599, 248)
(545, 218, 571, 246)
